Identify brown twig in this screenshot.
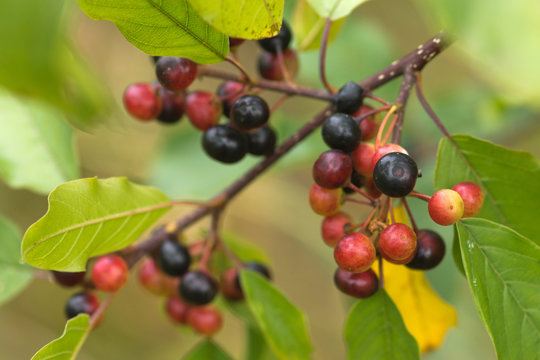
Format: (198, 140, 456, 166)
(319, 19, 336, 93)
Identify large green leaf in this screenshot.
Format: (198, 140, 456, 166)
(306, 0, 369, 20)
(188, 0, 283, 39)
(0, 215, 32, 305)
(32, 314, 91, 360)
(245, 325, 279, 360)
(456, 218, 540, 360)
(183, 341, 233, 360)
(77, 0, 229, 64)
(0, 89, 79, 194)
(22, 177, 171, 271)
(240, 271, 313, 360)
(345, 290, 420, 360)
(434, 135, 540, 241)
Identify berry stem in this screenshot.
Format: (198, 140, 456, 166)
(352, 105, 391, 122)
(270, 94, 291, 114)
(381, 114, 399, 145)
(319, 18, 337, 93)
(347, 184, 377, 203)
(391, 67, 415, 144)
(217, 239, 245, 269)
(361, 206, 379, 233)
(408, 191, 432, 202)
(375, 105, 398, 149)
(401, 198, 419, 233)
(365, 93, 391, 106)
(224, 56, 257, 85)
(276, 46, 295, 86)
(199, 208, 223, 272)
(344, 196, 376, 207)
(89, 292, 117, 329)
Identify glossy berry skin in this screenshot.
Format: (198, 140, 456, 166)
(379, 223, 417, 263)
(221, 268, 244, 301)
(334, 233, 376, 273)
(371, 144, 408, 171)
(52, 271, 86, 287)
(166, 296, 190, 324)
(406, 230, 446, 270)
(258, 49, 298, 81)
(428, 189, 464, 226)
(333, 82, 364, 115)
(309, 184, 343, 216)
(313, 150, 353, 189)
(217, 81, 244, 118)
(351, 143, 375, 177)
(322, 113, 362, 153)
(258, 21, 292, 54)
(321, 212, 352, 247)
(187, 306, 223, 336)
(185, 91, 222, 131)
(65, 292, 100, 319)
(334, 268, 378, 298)
(158, 240, 191, 277)
(247, 126, 277, 156)
(123, 83, 162, 121)
(364, 178, 382, 198)
(156, 88, 185, 124)
(179, 270, 218, 306)
(452, 182, 484, 217)
(352, 105, 379, 141)
(373, 152, 418, 197)
(138, 257, 178, 296)
(202, 125, 248, 164)
(155, 57, 197, 91)
(91, 255, 128, 292)
(231, 95, 270, 130)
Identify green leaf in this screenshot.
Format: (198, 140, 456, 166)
(240, 271, 313, 360)
(188, 0, 283, 39)
(0, 89, 79, 194)
(434, 135, 540, 241)
(452, 226, 465, 276)
(292, 0, 346, 51)
(456, 218, 540, 360)
(22, 177, 171, 271)
(306, 0, 369, 20)
(246, 325, 279, 360)
(31, 314, 91, 360)
(222, 232, 270, 264)
(183, 341, 232, 360)
(344, 290, 420, 360)
(0, 215, 32, 305)
(77, 0, 229, 64)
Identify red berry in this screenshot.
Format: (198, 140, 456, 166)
(229, 37, 245, 47)
(312, 150, 353, 189)
(371, 144, 408, 171)
(187, 306, 223, 336)
(309, 184, 343, 216)
(258, 49, 299, 81)
(138, 257, 178, 296)
(123, 83, 162, 121)
(351, 143, 375, 177)
(364, 178, 382, 198)
(334, 233, 376, 273)
(217, 81, 244, 118)
(91, 254, 129, 292)
(155, 57, 197, 91)
(379, 223, 417, 263)
(166, 296, 190, 324)
(321, 212, 352, 247)
(185, 91, 222, 131)
(52, 271, 86, 287)
(221, 268, 244, 301)
(452, 181, 484, 217)
(334, 268, 378, 298)
(352, 105, 379, 141)
(428, 189, 464, 226)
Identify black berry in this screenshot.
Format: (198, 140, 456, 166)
(231, 95, 270, 130)
(322, 113, 362, 153)
(373, 152, 418, 197)
(202, 125, 248, 164)
(179, 270, 218, 306)
(406, 229, 446, 270)
(235, 262, 272, 291)
(52, 271, 86, 287)
(157, 239, 191, 276)
(333, 82, 364, 114)
(248, 126, 277, 156)
(258, 21, 292, 54)
(334, 268, 378, 298)
(64, 292, 100, 319)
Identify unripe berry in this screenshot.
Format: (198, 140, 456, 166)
(452, 181, 484, 217)
(406, 229, 446, 270)
(179, 270, 218, 306)
(334, 233, 376, 273)
(312, 150, 353, 189)
(352, 105, 379, 141)
(123, 83, 162, 121)
(258, 49, 298, 81)
(166, 296, 190, 324)
(351, 143, 375, 177)
(333, 82, 364, 115)
(364, 178, 382, 199)
(138, 257, 179, 296)
(155, 57, 197, 91)
(52, 271, 86, 287)
(185, 91, 222, 131)
(379, 223, 417, 263)
(321, 212, 352, 247)
(187, 306, 223, 336)
(64, 292, 100, 319)
(309, 184, 343, 216)
(428, 189, 465, 226)
(334, 268, 378, 298)
(91, 255, 128, 292)
(221, 268, 244, 301)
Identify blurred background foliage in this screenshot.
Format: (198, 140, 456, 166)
(0, 0, 539, 359)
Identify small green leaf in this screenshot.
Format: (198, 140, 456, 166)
(246, 325, 279, 360)
(306, 0, 369, 20)
(183, 341, 233, 360)
(0, 215, 32, 305)
(434, 135, 540, 241)
(345, 290, 420, 360)
(456, 218, 540, 360)
(77, 0, 229, 64)
(0, 89, 79, 194)
(22, 177, 171, 271)
(188, 0, 283, 39)
(31, 314, 91, 360)
(240, 271, 313, 360)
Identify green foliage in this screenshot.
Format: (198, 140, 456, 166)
(31, 314, 90, 360)
(0, 215, 32, 305)
(188, 0, 283, 39)
(240, 271, 313, 360)
(456, 218, 540, 360)
(183, 341, 233, 360)
(345, 290, 420, 360)
(306, 0, 369, 20)
(246, 325, 279, 360)
(22, 177, 171, 271)
(77, 0, 229, 64)
(0, 89, 79, 194)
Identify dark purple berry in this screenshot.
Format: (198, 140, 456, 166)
(373, 152, 418, 197)
(334, 268, 378, 298)
(258, 21, 292, 54)
(406, 230, 446, 270)
(64, 292, 100, 319)
(333, 82, 364, 114)
(248, 126, 277, 156)
(179, 271, 218, 306)
(322, 113, 362, 152)
(158, 240, 191, 276)
(156, 88, 185, 124)
(155, 57, 197, 91)
(52, 271, 86, 287)
(231, 95, 270, 130)
(202, 125, 248, 163)
(312, 150, 353, 189)
(234, 262, 272, 291)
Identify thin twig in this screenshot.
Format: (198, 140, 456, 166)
(319, 19, 336, 93)
(225, 56, 256, 85)
(276, 46, 294, 86)
(408, 191, 431, 202)
(348, 184, 377, 203)
(402, 198, 419, 232)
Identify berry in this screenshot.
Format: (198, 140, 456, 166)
(258, 49, 299, 81)
(156, 88, 185, 124)
(178, 270, 218, 306)
(309, 184, 343, 216)
(312, 150, 353, 189)
(166, 296, 190, 324)
(64, 292, 100, 319)
(428, 189, 464, 226)
(321, 212, 352, 247)
(247, 126, 277, 156)
(334, 268, 378, 298)
(406, 230, 446, 270)
(217, 81, 244, 118)
(352, 105, 379, 141)
(157, 239, 191, 277)
(187, 306, 223, 336)
(229, 37, 245, 47)
(52, 271, 85, 287)
(185, 91, 222, 131)
(221, 268, 244, 301)
(351, 143, 375, 177)
(334, 233, 376, 273)
(333, 82, 364, 114)
(202, 125, 248, 164)
(91, 254, 128, 292)
(322, 113, 362, 153)
(452, 181, 484, 217)
(231, 95, 270, 130)
(123, 83, 162, 121)
(155, 57, 197, 91)
(258, 21, 292, 54)
(364, 178, 382, 198)
(234, 262, 272, 291)
(371, 143, 408, 171)
(373, 152, 418, 197)
(379, 223, 417, 263)
(138, 257, 178, 296)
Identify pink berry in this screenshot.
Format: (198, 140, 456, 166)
(321, 212, 352, 247)
(379, 223, 417, 263)
(91, 254, 129, 292)
(309, 184, 343, 216)
(166, 296, 190, 324)
(185, 91, 223, 131)
(187, 306, 223, 336)
(428, 189, 465, 226)
(334, 233, 376, 273)
(123, 83, 162, 121)
(452, 181, 484, 217)
(351, 143, 375, 177)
